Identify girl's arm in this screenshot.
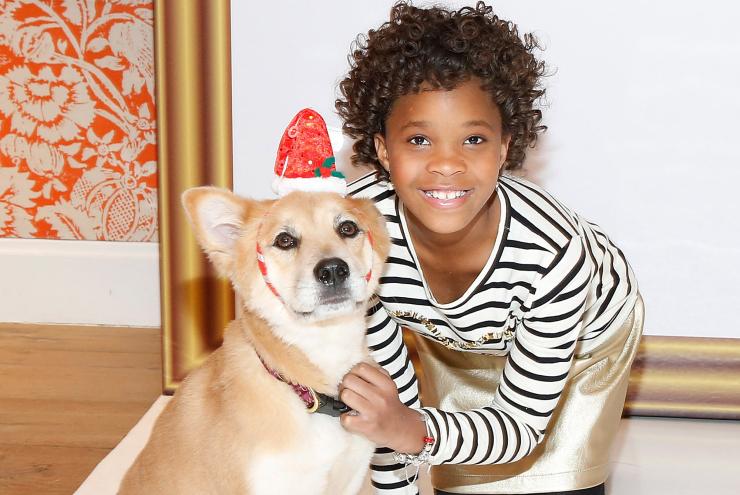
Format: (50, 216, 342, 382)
(421, 237, 592, 465)
(344, 237, 592, 471)
(351, 298, 423, 494)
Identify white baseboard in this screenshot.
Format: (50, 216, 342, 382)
(0, 239, 160, 327)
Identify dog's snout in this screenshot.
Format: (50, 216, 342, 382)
(314, 258, 350, 286)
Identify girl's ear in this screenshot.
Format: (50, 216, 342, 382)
(499, 133, 512, 174)
(373, 133, 391, 175)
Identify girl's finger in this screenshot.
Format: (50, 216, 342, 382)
(339, 386, 372, 414)
(349, 362, 392, 387)
(340, 408, 365, 433)
(342, 371, 382, 402)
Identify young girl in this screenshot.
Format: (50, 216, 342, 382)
(335, 2, 643, 495)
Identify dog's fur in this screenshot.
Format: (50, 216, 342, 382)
(119, 188, 390, 495)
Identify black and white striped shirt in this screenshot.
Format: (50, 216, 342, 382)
(349, 172, 638, 494)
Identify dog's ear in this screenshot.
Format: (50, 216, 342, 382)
(348, 197, 390, 262)
(181, 187, 256, 277)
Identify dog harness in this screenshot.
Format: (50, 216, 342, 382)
(256, 242, 282, 300)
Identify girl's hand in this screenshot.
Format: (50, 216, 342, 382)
(339, 362, 427, 454)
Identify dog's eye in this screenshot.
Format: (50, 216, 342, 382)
(337, 220, 359, 238)
(273, 232, 298, 250)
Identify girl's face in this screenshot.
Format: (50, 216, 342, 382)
(374, 78, 510, 239)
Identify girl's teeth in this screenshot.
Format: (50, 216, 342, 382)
(425, 190, 466, 200)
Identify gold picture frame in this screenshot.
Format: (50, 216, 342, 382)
(154, 0, 235, 393)
(624, 335, 740, 419)
(154, 1, 740, 418)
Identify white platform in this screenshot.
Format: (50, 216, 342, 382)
(75, 396, 740, 494)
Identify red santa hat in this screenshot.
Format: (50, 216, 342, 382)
(272, 108, 346, 197)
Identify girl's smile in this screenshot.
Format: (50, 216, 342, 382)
(421, 187, 471, 208)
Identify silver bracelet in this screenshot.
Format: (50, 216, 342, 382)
(393, 409, 435, 485)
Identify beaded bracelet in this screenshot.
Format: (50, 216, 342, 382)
(393, 409, 435, 486)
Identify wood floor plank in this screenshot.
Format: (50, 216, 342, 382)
(0, 444, 111, 495)
(0, 398, 158, 449)
(0, 324, 162, 495)
(0, 362, 160, 402)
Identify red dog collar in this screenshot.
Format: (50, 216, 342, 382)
(259, 357, 351, 417)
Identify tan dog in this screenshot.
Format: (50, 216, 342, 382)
(119, 187, 390, 495)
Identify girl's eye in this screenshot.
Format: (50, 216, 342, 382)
(337, 220, 359, 238)
(465, 135, 486, 145)
(273, 232, 298, 250)
(409, 136, 429, 146)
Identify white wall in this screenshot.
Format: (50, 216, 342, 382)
(231, 0, 740, 339)
(0, 239, 160, 327)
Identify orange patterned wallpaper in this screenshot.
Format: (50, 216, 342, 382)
(0, 0, 156, 241)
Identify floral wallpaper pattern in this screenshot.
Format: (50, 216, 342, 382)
(0, 0, 156, 241)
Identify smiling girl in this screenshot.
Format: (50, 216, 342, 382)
(334, 3, 642, 495)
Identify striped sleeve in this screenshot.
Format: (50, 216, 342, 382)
(421, 237, 592, 465)
(365, 298, 422, 494)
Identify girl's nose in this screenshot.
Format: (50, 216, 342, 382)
(427, 148, 465, 176)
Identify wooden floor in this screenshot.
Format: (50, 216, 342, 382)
(0, 324, 162, 495)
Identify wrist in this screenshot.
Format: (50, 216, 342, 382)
(392, 409, 435, 470)
(396, 409, 432, 454)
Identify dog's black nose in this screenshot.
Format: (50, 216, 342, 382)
(314, 258, 350, 286)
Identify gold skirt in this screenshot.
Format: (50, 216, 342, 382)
(413, 294, 644, 494)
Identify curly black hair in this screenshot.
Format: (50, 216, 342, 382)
(336, 1, 547, 179)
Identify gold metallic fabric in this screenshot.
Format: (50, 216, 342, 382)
(414, 295, 644, 494)
(155, 0, 234, 393)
